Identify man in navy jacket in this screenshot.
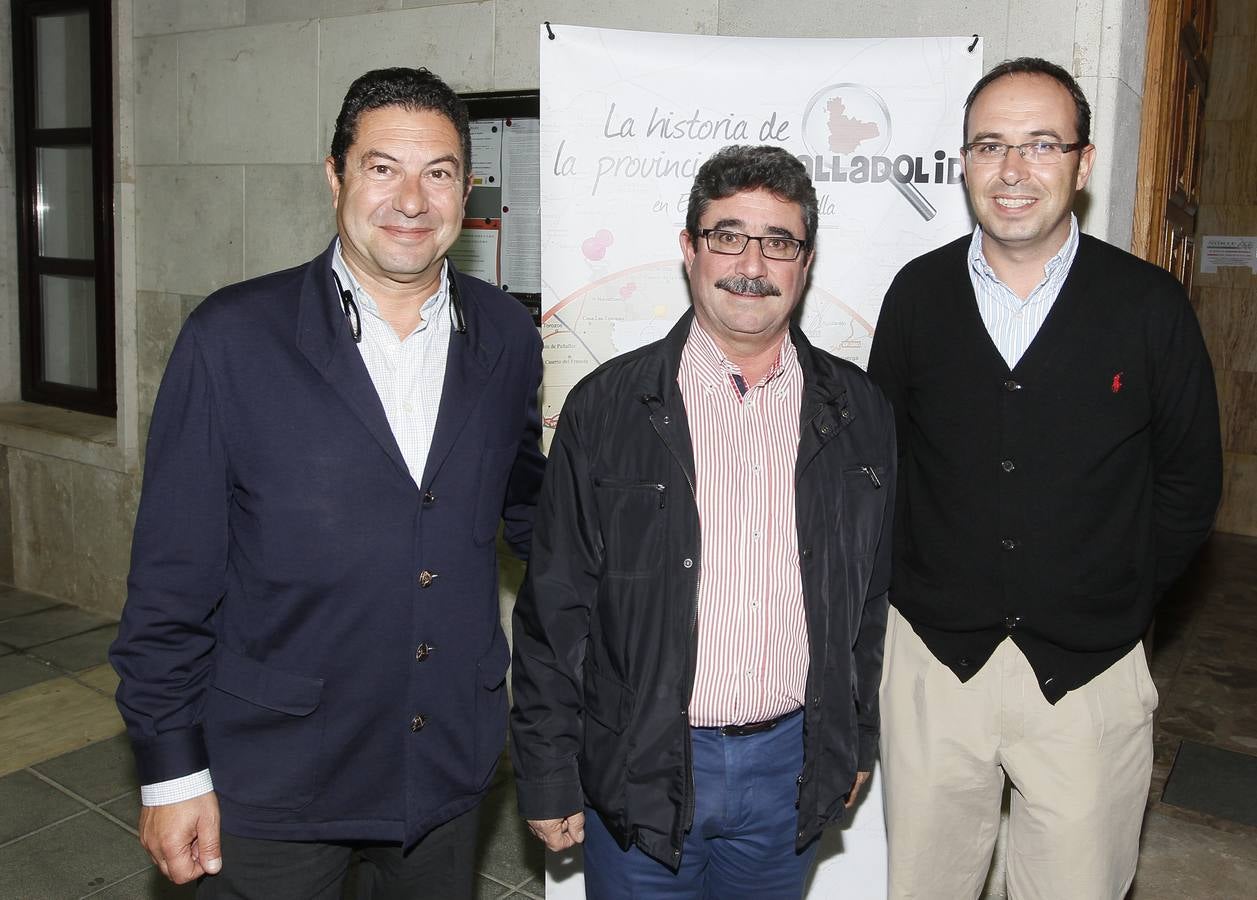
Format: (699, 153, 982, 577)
(110, 68, 544, 898)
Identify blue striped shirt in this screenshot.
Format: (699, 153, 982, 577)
(968, 215, 1079, 369)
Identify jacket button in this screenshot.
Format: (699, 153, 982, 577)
(820, 423, 832, 434)
(410, 715, 428, 732)
(840, 408, 850, 419)
(416, 642, 434, 661)
(1000, 538, 1017, 551)
(683, 558, 693, 568)
(1005, 616, 1021, 630)
(801, 548, 813, 560)
(417, 570, 437, 588)
(422, 491, 436, 506)
(1000, 459, 1016, 472)
(1003, 379, 1022, 392)
(958, 657, 972, 667)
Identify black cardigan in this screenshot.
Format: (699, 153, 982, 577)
(868, 233, 1221, 701)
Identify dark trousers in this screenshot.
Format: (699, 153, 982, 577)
(197, 801, 481, 900)
(582, 711, 817, 899)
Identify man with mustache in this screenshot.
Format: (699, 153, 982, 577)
(868, 58, 1221, 899)
(511, 144, 897, 897)
(111, 67, 544, 897)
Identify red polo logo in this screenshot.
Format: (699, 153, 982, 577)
(1111, 372, 1124, 393)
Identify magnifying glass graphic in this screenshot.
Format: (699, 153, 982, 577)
(801, 82, 936, 221)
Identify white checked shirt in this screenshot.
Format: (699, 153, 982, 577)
(969, 215, 1079, 368)
(142, 246, 451, 806)
(679, 321, 809, 728)
(332, 242, 452, 486)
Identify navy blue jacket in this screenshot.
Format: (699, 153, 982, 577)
(112, 239, 544, 847)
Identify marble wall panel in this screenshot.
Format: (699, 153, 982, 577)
(318, 4, 494, 151)
(247, 0, 397, 25)
(1219, 371, 1257, 456)
(136, 165, 245, 296)
(178, 21, 320, 164)
(1221, 287, 1257, 375)
(1193, 285, 1229, 371)
(494, 0, 719, 89)
(1216, 453, 1257, 538)
(71, 466, 140, 616)
(717, 0, 1008, 67)
(1214, 0, 1256, 36)
(135, 291, 186, 415)
(244, 164, 335, 279)
(134, 36, 179, 166)
(133, 0, 245, 37)
(402, 0, 478, 7)
(1084, 75, 1142, 250)
(1114, 0, 1149, 89)
(9, 452, 78, 603)
(1004, 3, 1077, 71)
(1205, 34, 1257, 124)
(1199, 120, 1233, 202)
(0, 449, 13, 585)
(136, 293, 205, 455)
(1195, 204, 1250, 241)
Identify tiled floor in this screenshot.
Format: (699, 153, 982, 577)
(0, 587, 543, 900)
(2, 532, 1255, 899)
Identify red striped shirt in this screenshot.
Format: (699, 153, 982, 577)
(679, 322, 809, 727)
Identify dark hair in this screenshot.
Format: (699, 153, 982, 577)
(684, 145, 819, 249)
(963, 57, 1091, 146)
(329, 67, 471, 180)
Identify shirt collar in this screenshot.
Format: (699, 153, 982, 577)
(331, 239, 450, 335)
(968, 214, 1079, 288)
(684, 319, 796, 395)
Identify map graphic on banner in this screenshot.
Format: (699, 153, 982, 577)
(540, 26, 982, 434)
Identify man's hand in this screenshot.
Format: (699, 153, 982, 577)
(845, 770, 871, 808)
(139, 791, 223, 884)
(527, 813, 586, 851)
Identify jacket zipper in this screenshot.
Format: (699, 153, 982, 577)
(593, 478, 667, 508)
(845, 464, 883, 488)
(644, 397, 701, 854)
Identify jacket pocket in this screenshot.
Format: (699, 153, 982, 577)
(593, 477, 667, 576)
(474, 445, 521, 545)
(474, 627, 512, 785)
(580, 667, 634, 814)
(204, 646, 325, 810)
(840, 464, 888, 557)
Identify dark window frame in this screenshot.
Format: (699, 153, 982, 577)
(10, 0, 115, 415)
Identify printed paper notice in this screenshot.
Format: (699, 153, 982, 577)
(501, 119, 541, 293)
(450, 223, 500, 284)
(469, 120, 503, 186)
(1201, 235, 1257, 273)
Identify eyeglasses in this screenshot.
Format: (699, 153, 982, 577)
(960, 141, 1087, 165)
(700, 229, 806, 261)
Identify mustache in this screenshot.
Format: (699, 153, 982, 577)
(714, 275, 781, 297)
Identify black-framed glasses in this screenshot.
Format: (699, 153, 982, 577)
(960, 140, 1087, 165)
(700, 229, 806, 261)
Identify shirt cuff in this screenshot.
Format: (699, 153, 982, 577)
(140, 769, 214, 806)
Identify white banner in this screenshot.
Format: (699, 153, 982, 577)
(538, 25, 982, 898)
(540, 25, 981, 436)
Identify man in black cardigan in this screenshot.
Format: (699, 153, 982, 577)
(868, 58, 1221, 900)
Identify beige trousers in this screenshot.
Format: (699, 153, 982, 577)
(879, 606, 1157, 900)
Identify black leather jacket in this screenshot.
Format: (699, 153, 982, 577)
(511, 311, 895, 868)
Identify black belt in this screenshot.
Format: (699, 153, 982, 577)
(694, 707, 803, 737)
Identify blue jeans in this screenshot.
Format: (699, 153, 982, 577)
(582, 711, 817, 899)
